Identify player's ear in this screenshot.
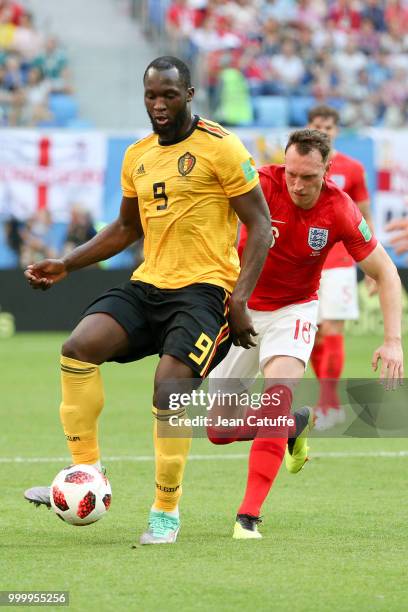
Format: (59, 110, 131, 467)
(325, 159, 332, 175)
(187, 87, 195, 103)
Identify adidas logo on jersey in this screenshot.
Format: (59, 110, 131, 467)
(136, 164, 146, 175)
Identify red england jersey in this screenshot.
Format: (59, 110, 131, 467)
(324, 151, 369, 269)
(239, 165, 377, 311)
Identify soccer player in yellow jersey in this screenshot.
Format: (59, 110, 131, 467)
(23, 56, 272, 545)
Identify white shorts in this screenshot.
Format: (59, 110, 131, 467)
(318, 266, 359, 322)
(209, 301, 318, 391)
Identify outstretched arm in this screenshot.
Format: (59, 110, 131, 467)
(229, 184, 272, 348)
(25, 196, 142, 290)
(359, 243, 404, 386)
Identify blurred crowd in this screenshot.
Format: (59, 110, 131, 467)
(0, 0, 73, 126)
(2, 206, 143, 269)
(160, 0, 408, 127)
(4, 206, 96, 268)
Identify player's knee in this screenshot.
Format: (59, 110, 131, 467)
(207, 432, 233, 445)
(153, 379, 195, 411)
(321, 320, 344, 336)
(153, 388, 170, 410)
(61, 337, 93, 363)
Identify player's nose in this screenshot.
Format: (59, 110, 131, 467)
(153, 97, 166, 111)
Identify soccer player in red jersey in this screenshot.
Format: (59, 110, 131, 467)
(307, 105, 376, 429)
(208, 129, 403, 539)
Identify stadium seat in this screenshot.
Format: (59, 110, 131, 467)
(104, 249, 135, 269)
(148, 0, 170, 31)
(48, 94, 79, 127)
(288, 96, 316, 126)
(66, 118, 95, 129)
(326, 97, 346, 112)
(252, 96, 289, 128)
(47, 223, 68, 255)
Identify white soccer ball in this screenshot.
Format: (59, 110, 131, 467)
(50, 464, 112, 526)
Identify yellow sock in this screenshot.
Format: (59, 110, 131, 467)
(59, 355, 104, 465)
(153, 406, 192, 512)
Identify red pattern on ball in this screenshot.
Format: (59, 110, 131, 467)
(77, 491, 96, 518)
(65, 470, 95, 484)
(52, 486, 69, 511)
(102, 494, 111, 510)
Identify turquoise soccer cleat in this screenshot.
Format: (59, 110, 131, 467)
(138, 511, 180, 545)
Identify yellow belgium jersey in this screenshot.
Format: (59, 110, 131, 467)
(121, 116, 259, 292)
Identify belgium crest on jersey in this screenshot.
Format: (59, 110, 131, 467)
(308, 227, 329, 250)
(178, 152, 196, 176)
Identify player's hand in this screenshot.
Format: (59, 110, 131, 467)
(364, 274, 378, 296)
(371, 340, 404, 390)
(24, 259, 68, 291)
(385, 218, 408, 255)
(228, 298, 258, 349)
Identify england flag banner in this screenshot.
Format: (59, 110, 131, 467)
(0, 130, 107, 222)
(367, 128, 408, 267)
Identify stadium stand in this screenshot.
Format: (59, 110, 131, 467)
(0, 1, 76, 127)
(0, 0, 86, 269)
(2, 0, 408, 269)
(140, 0, 408, 128)
(0, 0, 155, 270)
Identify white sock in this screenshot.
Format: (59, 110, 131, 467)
(92, 460, 102, 472)
(151, 505, 179, 519)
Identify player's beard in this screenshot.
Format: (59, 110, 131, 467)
(148, 108, 189, 143)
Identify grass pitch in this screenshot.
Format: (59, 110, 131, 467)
(1, 333, 407, 611)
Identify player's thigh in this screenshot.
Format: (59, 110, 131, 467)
(208, 343, 261, 391)
(263, 355, 305, 382)
(318, 267, 358, 323)
(160, 283, 231, 379)
(207, 343, 261, 418)
(63, 282, 155, 365)
(259, 301, 319, 373)
(320, 319, 345, 336)
(62, 313, 131, 364)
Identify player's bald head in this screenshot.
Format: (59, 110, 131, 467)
(285, 129, 331, 163)
(143, 56, 192, 90)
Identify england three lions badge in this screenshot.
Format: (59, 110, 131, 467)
(308, 227, 329, 250)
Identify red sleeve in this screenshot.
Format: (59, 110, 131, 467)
(258, 164, 282, 205)
(348, 161, 369, 203)
(259, 170, 273, 204)
(337, 193, 377, 262)
(238, 166, 276, 259)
